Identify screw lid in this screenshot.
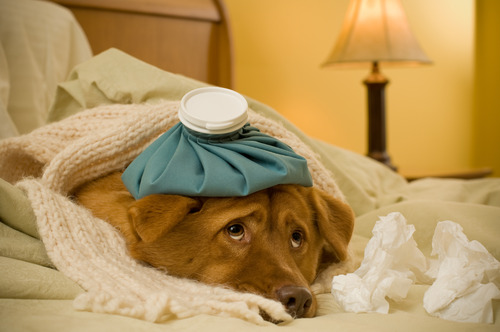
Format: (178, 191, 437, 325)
(179, 87, 248, 134)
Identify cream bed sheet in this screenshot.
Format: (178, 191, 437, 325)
(0, 48, 499, 331)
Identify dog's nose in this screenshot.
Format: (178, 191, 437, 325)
(276, 286, 313, 318)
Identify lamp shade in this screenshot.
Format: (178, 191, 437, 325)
(323, 0, 431, 67)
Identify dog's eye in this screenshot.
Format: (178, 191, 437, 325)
(291, 231, 303, 248)
(227, 224, 245, 241)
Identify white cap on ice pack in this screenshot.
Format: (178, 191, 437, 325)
(179, 87, 249, 134)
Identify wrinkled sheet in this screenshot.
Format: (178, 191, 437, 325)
(1, 49, 499, 331)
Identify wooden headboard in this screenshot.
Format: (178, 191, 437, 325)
(52, 0, 234, 89)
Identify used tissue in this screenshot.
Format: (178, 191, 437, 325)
(331, 212, 500, 324)
(423, 220, 500, 323)
(331, 212, 427, 313)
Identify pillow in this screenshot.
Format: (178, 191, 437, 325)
(0, 0, 92, 138)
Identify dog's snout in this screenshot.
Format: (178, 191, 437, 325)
(276, 286, 312, 318)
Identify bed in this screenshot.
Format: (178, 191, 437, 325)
(1, 0, 499, 331)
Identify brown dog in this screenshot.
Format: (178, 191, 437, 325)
(74, 171, 354, 319)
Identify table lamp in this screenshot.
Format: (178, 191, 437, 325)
(322, 0, 431, 171)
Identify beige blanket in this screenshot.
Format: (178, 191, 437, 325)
(0, 101, 348, 324)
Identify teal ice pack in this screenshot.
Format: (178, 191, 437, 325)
(121, 87, 313, 198)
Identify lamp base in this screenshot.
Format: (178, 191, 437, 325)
(367, 150, 397, 172)
(364, 62, 397, 172)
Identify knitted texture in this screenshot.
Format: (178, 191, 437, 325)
(0, 101, 345, 324)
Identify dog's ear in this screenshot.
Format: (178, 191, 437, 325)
(128, 194, 202, 243)
(309, 188, 354, 263)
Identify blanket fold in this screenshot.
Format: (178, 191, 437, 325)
(0, 101, 345, 324)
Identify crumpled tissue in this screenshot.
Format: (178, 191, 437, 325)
(331, 212, 500, 324)
(331, 212, 427, 314)
(423, 220, 500, 323)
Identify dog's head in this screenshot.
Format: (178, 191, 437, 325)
(124, 184, 354, 318)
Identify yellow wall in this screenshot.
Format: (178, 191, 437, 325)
(474, 0, 500, 177)
(224, 0, 487, 177)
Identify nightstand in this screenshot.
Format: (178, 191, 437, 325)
(405, 167, 493, 182)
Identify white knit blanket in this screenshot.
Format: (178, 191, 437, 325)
(0, 101, 344, 324)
